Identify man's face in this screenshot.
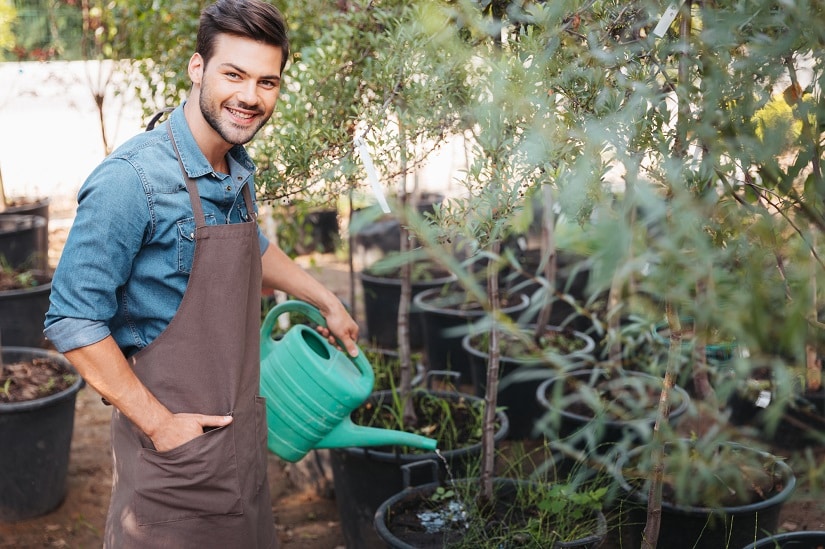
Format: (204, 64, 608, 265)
(193, 34, 283, 146)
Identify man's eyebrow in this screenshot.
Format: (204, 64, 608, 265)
(220, 62, 281, 81)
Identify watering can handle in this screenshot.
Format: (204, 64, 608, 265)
(260, 300, 370, 376)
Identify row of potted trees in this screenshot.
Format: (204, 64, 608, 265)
(0, 180, 85, 523)
(260, 1, 823, 547)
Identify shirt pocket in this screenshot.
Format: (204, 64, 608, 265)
(134, 423, 243, 525)
(176, 214, 217, 274)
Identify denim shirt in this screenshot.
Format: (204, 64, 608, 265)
(45, 105, 269, 357)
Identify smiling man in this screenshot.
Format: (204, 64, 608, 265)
(44, 1, 358, 547)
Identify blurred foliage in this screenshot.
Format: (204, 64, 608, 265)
(0, 0, 14, 54)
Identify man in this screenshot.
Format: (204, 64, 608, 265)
(44, 1, 358, 547)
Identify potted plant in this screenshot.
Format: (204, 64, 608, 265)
(0, 261, 52, 348)
(462, 323, 596, 439)
(374, 460, 608, 548)
(0, 347, 83, 521)
(331, 375, 510, 548)
(360, 254, 455, 351)
(615, 438, 797, 549)
(0, 163, 49, 270)
(535, 367, 691, 472)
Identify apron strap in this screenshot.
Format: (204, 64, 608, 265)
(167, 122, 258, 226)
(167, 123, 208, 229)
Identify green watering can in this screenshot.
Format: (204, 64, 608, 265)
(260, 300, 438, 463)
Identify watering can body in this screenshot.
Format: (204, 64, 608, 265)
(260, 300, 437, 462)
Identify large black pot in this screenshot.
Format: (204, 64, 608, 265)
(0, 197, 49, 269)
(741, 531, 825, 549)
(0, 269, 52, 348)
(374, 474, 607, 549)
(352, 193, 445, 268)
(330, 389, 509, 549)
(0, 215, 48, 270)
(414, 287, 529, 390)
(503, 249, 599, 334)
(616, 441, 796, 549)
(0, 347, 83, 521)
(462, 325, 595, 440)
(535, 368, 691, 469)
(360, 268, 455, 351)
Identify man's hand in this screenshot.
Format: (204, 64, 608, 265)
(149, 413, 234, 453)
(316, 302, 360, 357)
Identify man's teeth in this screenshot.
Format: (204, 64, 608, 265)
(228, 108, 253, 119)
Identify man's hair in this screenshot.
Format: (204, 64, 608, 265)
(197, 0, 290, 71)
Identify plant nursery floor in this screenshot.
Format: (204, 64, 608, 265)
(0, 201, 823, 548)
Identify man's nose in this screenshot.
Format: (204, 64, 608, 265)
(237, 82, 259, 106)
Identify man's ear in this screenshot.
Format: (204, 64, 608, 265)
(188, 53, 204, 85)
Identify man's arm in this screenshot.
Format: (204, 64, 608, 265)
(261, 243, 359, 356)
(64, 336, 232, 452)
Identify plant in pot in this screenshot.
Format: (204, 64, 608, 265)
(0, 258, 52, 349)
(615, 436, 797, 549)
(0, 346, 83, 522)
(0, 163, 49, 270)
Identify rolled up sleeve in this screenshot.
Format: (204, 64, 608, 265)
(44, 318, 111, 353)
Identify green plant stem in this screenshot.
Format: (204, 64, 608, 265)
(480, 240, 502, 504)
(642, 304, 681, 549)
(534, 184, 556, 344)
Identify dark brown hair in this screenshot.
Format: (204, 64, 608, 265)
(196, 0, 290, 71)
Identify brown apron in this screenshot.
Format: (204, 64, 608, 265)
(104, 124, 276, 548)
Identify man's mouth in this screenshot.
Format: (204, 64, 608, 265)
(227, 107, 256, 121)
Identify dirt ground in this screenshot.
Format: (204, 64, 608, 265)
(0, 201, 823, 548)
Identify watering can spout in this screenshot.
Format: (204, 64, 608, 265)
(315, 417, 438, 452)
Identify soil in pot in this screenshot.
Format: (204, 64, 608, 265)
(376, 477, 607, 548)
(0, 354, 78, 403)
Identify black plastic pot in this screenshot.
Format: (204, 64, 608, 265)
(503, 249, 599, 334)
(741, 530, 825, 549)
(616, 441, 796, 549)
(330, 389, 509, 549)
(414, 287, 529, 390)
(0, 347, 83, 522)
(0, 214, 48, 270)
(462, 325, 595, 440)
(535, 368, 691, 469)
(0, 269, 52, 348)
(360, 268, 455, 351)
(352, 193, 445, 268)
(374, 474, 607, 549)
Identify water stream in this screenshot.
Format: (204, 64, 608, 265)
(415, 449, 470, 534)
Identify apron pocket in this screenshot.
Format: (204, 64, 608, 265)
(134, 423, 243, 525)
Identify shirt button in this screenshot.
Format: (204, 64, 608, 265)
(237, 176, 242, 181)
(225, 185, 232, 192)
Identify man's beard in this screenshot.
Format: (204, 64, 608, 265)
(199, 81, 270, 146)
